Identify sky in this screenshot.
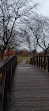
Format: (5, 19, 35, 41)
(15, 0, 49, 52)
(18, 0, 49, 52)
(34, 0, 49, 52)
(34, 0, 49, 17)
(0, 0, 49, 52)
(21, 0, 49, 52)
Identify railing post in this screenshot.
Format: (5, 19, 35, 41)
(48, 56, 49, 72)
(3, 68, 8, 110)
(8, 62, 12, 91)
(37, 56, 38, 66)
(11, 62, 13, 80)
(16, 56, 17, 65)
(41, 56, 42, 68)
(0, 71, 3, 111)
(34, 56, 35, 65)
(39, 56, 40, 67)
(0, 55, 17, 111)
(44, 56, 46, 70)
(30, 58, 32, 64)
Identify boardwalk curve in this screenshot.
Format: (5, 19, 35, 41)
(8, 60, 49, 111)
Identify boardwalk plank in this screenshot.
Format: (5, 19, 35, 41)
(8, 60, 49, 111)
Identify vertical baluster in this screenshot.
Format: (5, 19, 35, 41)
(39, 56, 40, 67)
(8, 62, 12, 91)
(3, 68, 8, 110)
(41, 56, 42, 68)
(32, 57, 33, 65)
(11, 62, 13, 80)
(44, 56, 46, 70)
(30, 58, 32, 64)
(37, 56, 38, 66)
(16, 56, 17, 65)
(35, 56, 36, 65)
(0, 71, 3, 111)
(34, 56, 35, 65)
(0, 55, 17, 111)
(48, 56, 49, 72)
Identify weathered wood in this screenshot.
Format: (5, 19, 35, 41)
(41, 56, 42, 68)
(37, 56, 38, 66)
(8, 61, 49, 111)
(39, 56, 40, 67)
(30, 55, 49, 72)
(48, 56, 49, 72)
(0, 55, 17, 111)
(44, 56, 46, 70)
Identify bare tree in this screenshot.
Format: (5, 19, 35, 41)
(31, 16, 49, 55)
(0, 0, 38, 57)
(24, 14, 49, 54)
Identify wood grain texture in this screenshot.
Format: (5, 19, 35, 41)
(8, 60, 49, 111)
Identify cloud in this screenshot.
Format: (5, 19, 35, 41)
(33, 0, 49, 17)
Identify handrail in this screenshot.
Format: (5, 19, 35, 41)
(0, 55, 17, 71)
(30, 55, 49, 72)
(0, 55, 17, 111)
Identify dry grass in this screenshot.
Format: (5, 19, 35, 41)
(17, 56, 31, 64)
(0, 56, 8, 62)
(26, 59, 30, 64)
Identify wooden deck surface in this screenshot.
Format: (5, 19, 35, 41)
(8, 60, 49, 111)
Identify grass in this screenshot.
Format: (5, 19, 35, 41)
(26, 59, 30, 64)
(0, 55, 32, 64)
(17, 56, 31, 64)
(0, 56, 8, 62)
(0, 55, 31, 80)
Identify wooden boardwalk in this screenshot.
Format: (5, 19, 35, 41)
(8, 60, 49, 111)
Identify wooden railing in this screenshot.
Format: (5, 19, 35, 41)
(30, 55, 49, 72)
(0, 55, 17, 111)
